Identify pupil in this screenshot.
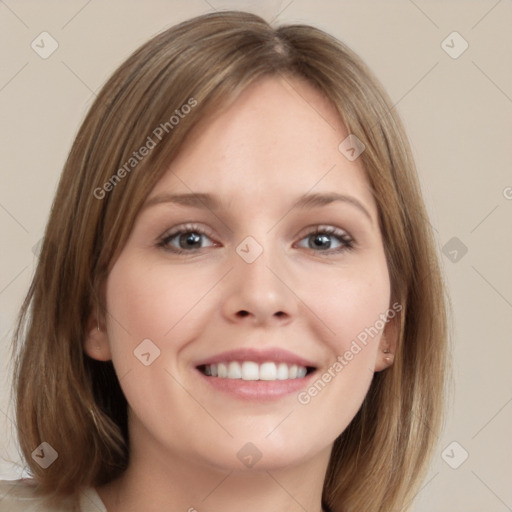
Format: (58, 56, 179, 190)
(312, 234, 330, 249)
(181, 232, 201, 248)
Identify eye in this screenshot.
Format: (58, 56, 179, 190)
(158, 224, 218, 253)
(296, 226, 354, 253)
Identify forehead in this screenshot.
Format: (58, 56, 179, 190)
(150, 75, 375, 216)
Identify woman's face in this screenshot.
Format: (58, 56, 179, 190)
(88, 76, 396, 472)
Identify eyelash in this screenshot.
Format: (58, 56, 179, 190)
(157, 223, 355, 255)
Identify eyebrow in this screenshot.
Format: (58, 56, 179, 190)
(142, 191, 373, 224)
(294, 192, 373, 223)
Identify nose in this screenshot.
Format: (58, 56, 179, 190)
(221, 244, 298, 327)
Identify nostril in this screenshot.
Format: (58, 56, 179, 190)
(235, 310, 286, 318)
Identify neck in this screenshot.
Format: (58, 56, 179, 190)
(96, 418, 332, 512)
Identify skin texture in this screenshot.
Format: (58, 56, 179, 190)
(85, 75, 397, 512)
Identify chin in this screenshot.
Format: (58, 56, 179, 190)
(191, 433, 327, 473)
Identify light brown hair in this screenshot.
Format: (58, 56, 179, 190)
(11, 10, 449, 511)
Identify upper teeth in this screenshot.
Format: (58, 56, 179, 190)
(203, 361, 308, 380)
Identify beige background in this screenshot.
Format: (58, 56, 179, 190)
(1, 0, 511, 510)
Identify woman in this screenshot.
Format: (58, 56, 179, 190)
(4, 10, 448, 512)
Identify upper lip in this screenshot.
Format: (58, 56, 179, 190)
(194, 347, 317, 368)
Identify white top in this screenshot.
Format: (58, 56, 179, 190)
(0, 479, 107, 512)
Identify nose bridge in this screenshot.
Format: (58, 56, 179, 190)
(222, 232, 296, 323)
(236, 234, 283, 297)
(239, 244, 278, 291)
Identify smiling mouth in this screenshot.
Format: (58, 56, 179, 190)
(197, 361, 316, 381)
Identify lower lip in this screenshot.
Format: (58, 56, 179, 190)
(196, 369, 316, 401)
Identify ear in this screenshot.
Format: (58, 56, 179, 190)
(374, 311, 399, 372)
(83, 308, 112, 362)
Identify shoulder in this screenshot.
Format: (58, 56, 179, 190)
(0, 479, 44, 511)
(0, 479, 76, 511)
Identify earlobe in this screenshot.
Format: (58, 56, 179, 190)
(374, 313, 399, 372)
(374, 347, 395, 372)
(83, 313, 112, 361)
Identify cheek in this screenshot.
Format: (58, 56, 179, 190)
(304, 257, 391, 357)
(292, 263, 390, 436)
(106, 258, 211, 339)
(102, 256, 219, 430)
(104, 255, 217, 361)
